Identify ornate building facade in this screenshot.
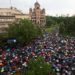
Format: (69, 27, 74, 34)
(0, 1, 46, 33)
(0, 7, 30, 33)
(29, 1, 46, 27)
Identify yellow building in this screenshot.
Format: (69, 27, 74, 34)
(0, 7, 30, 33)
(0, 1, 46, 33)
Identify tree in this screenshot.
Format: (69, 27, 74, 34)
(46, 16, 75, 36)
(27, 56, 55, 75)
(7, 19, 42, 44)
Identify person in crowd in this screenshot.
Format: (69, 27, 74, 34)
(0, 33, 75, 75)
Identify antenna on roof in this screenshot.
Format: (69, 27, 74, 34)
(10, 0, 12, 9)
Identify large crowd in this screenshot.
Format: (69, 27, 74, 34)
(0, 33, 75, 75)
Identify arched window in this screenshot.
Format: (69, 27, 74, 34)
(37, 7, 39, 9)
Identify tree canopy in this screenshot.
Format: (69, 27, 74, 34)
(46, 16, 75, 36)
(7, 19, 42, 44)
(27, 56, 55, 75)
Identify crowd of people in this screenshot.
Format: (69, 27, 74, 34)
(0, 33, 75, 75)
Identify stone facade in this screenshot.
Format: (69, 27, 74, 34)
(0, 7, 30, 33)
(0, 1, 46, 33)
(29, 1, 46, 27)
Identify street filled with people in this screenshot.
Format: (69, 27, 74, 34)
(0, 33, 75, 75)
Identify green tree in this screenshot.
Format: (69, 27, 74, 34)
(46, 16, 75, 36)
(7, 19, 42, 44)
(27, 56, 55, 75)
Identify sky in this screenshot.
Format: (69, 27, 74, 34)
(0, 0, 75, 16)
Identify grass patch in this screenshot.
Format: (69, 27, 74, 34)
(45, 28, 52, 32)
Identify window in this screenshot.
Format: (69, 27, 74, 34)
(37, 7, 39, 9)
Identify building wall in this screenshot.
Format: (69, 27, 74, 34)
(0, 2, 46, 33)
(15, 14, 30, 19)
(0, 7, 30, 33)
(29, 2, 46, 27)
